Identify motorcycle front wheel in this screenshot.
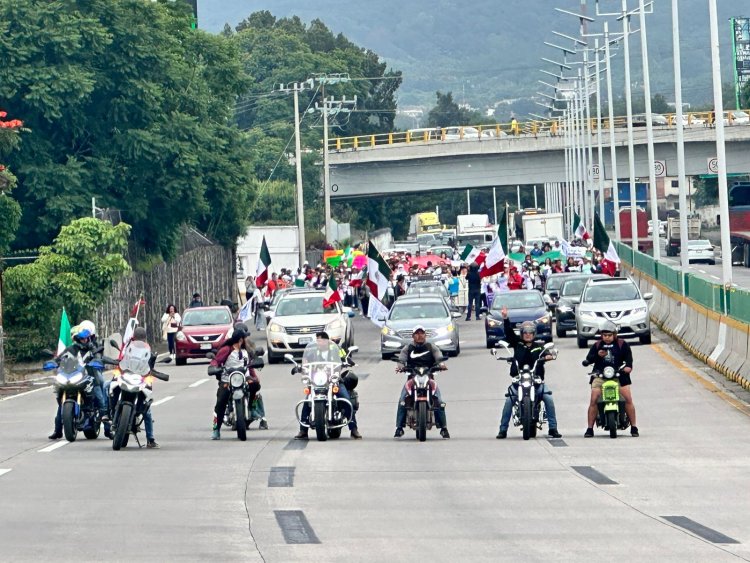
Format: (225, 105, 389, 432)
(416, 401, 427, 442)
(606, 411, 618, 439)
(314, 401, 328, 442)
(62, 401, 77, 442)
(235, 399, 247, 441)
(83, 417, 100, 440)
(521, 396, 532, 441)
(113, 403, 132, 451)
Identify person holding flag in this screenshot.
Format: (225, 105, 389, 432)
(573, 212, 591, 244)
(593, 213, 620, 277)
(479, 208, 508, 278)
(255, 236, 272, 289)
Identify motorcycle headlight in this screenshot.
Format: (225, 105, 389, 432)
(312, 370, 328, 386)
(55, 374, 68, 385)
(381, 326, 396, 336)
(326, 319, 343, 331)
(123, 372, 143, 386)
(229, 371, 245, 387)
(175, 331, 186, 342)
(269, 323, 286, 333)
(603, 366, 616, 379)
(69, 373, 83, 385)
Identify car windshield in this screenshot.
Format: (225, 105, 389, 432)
(276, 296, 337, 316)
(182, 309, 232, 326)
(546, 276, 567, 291)
(389, 302, 448, 321)
(491, 292, 544, 309)
(561, 279, 588, 297)
(583, 283, 639, 302)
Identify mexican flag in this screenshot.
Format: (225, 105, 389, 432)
(255, 236, 272, 288)
(460, 244, 485, 266)
(366, 243, 391, 300)
(323, 276, 342, 308)
(480, 208, 508, 277)
(573, 212, 590, 241)
(593, 212, 620, 276)
(57, 308, 72, 356)
(294, 273, 306, 287)
(349, 268, 364, 288)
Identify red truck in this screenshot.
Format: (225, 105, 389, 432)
(619, 207, 652, 252)
(729, 182, 750, 266)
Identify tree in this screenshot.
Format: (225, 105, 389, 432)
(427, 91, 483, 127)
(0, 0, 254, 260)
(0, 110, 23, 255)
(3, 218, 131, 360)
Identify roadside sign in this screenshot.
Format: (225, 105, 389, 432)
(707, 157, 719, 174)
(654, 160, 666, 177)
(589, 164, 600, 180)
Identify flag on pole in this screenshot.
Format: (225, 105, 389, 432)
(57, 308, 72, 356)
(294, 272, 307, 287)
(367, 296, 389, 327)
(366, 243, 391, 301)
(480, 208, 508, 277)
(573, 212, 590, 241)
(323, 276, 342, 308)
(130, 297, 146, 318)
(255, 236, 272, 288)
(237, 299, 253, 322)
(460, 244, 485, 266)
(349, 268, 364, 288)
(593, 212, 620, 276)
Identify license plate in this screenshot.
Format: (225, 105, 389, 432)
(200, 343, 212, 350)
(298, 337, 312, 344)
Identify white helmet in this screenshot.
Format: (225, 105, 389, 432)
(78, 320, 96, 337)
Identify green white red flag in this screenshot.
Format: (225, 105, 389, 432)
(366, 243, 391, 300)
(255, 236, 272, 288)
(323, 276, 342, 308)
(480, 208, 508, 277)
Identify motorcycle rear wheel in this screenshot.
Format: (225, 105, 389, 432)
(606, 411, 618, 439)
(62, 402, 77, 442)
(416, 401, 427, 442)
(521, 396, 532, 441)
(314, 402, 328, 442)
(113, 403, 132, 451)
(235, 399, 247, 441)
(83, 420, 100, 440)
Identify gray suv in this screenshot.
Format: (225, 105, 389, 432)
(380, 296, 461, 359)
(575, 277, 652, 348)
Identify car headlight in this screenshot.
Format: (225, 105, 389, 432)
(268, 323, 286, 333)
(433, 325, 453, 336)
(326, 319, 343, 331)
(175, 331, 186, 342)
(381, 326, 396, 336)
(225, 328, 234, 340)
(537, 314, 551, 324)
(487, 318, 501, 327)
(580, 311, 597, 319)
(632, 307, 647, 314)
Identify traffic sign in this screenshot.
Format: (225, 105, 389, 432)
(589, 164, 600, 180)
(707, 157, 719, 174)
(654, 160, 666, 177)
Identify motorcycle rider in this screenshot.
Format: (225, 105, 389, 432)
(393, 326, 450, 439)
(496, 307, 562, 439)
(581, 321, 638, 437)
(48, 321, 109, 440)
(207, 323, 263, 440)
(294, 332, 362, 440)
(107, 326, 160, 448)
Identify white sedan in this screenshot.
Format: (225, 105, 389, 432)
(687, 239, 715, 265)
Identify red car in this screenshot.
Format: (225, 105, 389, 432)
(175, 306, 234, 366)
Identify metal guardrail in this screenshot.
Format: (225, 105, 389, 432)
(330, 109, 750, 151)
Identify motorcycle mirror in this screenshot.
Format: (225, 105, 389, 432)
(41, 349, 56, 358)
(206, 352, 216, 360)
(496, 340, 509, 348)
(158, 355, 172, 364)
(543, 342, 555, 350)
(254, 346, 265, 357)
(348, 346, 359, 354)
(109, 339, 122, 351)
(283, 353, 295, 363)
(43, 361, 57, 371)
(250, 357, 265, 369)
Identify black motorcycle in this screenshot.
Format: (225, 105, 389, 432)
(399, 363, 445, 442)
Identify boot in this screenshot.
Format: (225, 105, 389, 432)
(211, 415, 220, 440)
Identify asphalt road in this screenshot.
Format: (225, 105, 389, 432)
(2, 316, 750, 562)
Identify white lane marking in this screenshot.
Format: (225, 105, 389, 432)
(0, 386, 51, 402)
(189, 378, 211, 388)
(698, 269, 707, 274)
(710, 275, 720, 280)
(0, 468, 12, 477)
(151, 396, 175, 407)
(38, 441, 70, 453)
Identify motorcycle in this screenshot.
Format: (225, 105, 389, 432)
(397, 362, 446, 442)
(214, 348, 266, 441)
(492, 340, 556, 440)
(43, 350, 108, 442)
(286, 345, 358, 442)
(107, 339, 169, 450)
(583, 360, 630, 438)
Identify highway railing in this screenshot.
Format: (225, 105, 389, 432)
(329, 109, 750, 151)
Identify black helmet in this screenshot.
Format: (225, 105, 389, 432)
(520, 321, 537, 337)
(232, 323, 250, 339)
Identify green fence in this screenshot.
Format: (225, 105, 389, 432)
(728, 288, 750, 324)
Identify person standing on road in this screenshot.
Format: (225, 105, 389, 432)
(189, 293, 203, 308)
(161, 304, 181, 360)
(465, 263, 482, 321)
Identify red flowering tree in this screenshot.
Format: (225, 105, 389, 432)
(0, 110, 23, 255)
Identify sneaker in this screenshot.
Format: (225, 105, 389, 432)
(259, 419, 269, 430)
(394, 427, 404, 438)
(465, 317, 471, 322)
(584, 428, 594, 438)
(211, 429, 220, 440)
(440, 427, 451, 439)
(496, 431, 507, 439)
(104, 428, 112, 439)
(548, 428, 563, 438)
(147, 439, 160, 449)
(48, 431, 62, 440)
(294, 430, 308, 440)
(350, 429, 363, 439)
(630, 426, 639, 437)
(101, 413, 110, 423)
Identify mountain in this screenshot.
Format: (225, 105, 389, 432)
(199, 0, 748, 111)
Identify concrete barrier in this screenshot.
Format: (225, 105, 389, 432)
(696, 309, 721, 362)
(681, 303, 707, 360)
(714, 318, 749, 388)
(662, 298, 683, 336)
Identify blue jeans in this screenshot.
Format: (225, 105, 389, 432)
(301, 385, 357, 430)
(499, 383, 557, 432)
(396, 384, 447, 429)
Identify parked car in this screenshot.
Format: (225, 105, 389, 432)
(724, 110, 750, 125)
(380, 296, 461, 359)
(632, 113, 668, 127)
(480, 128, 508, 138)
(484, 290, 552, 348)
(554, 274, 609, 337)
(427, 245, 454, 257)
(647, 220, 666, 237)
(686, 239, 715, 265)
(265, 289, 355, 363)
(681, 114, 706, 126)
(444, 126, 480, 140)
(575, 277, 652, 348)
(175, 306, 235, 366)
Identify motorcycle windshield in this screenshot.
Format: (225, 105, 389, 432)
(58, 353, 84, 377)
(302, 340, 342, 364)
(119, 341, 152, 376)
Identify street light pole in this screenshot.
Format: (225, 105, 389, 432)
(604, 22, 622, 239)
(292, 84, 307, 266)
(621, 0, 639, 252)
(672, 0, 689, 302)
(595, 38, 606, 224)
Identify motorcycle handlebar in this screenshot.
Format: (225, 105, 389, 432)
(150, 369, 170, 382)
(102, 356, 120, 366)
